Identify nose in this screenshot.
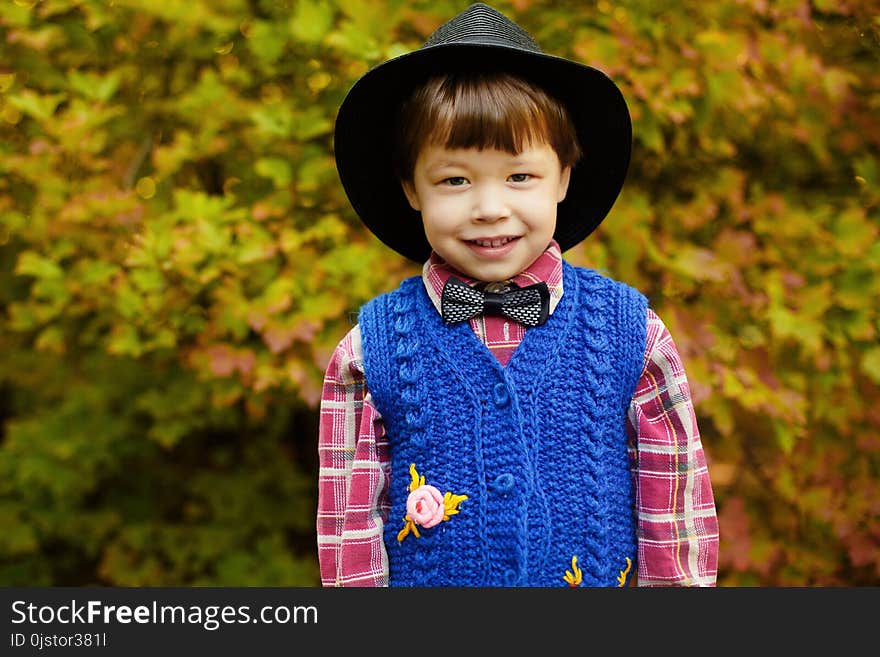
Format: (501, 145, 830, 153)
(472, 183, 510, 222)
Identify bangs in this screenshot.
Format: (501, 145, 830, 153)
(394, 72, 581, 181)
(430, 75, 551, 154)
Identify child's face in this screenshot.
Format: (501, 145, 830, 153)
(401, 141, 571, 282)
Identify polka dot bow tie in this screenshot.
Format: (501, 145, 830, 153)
(440, 276, 550, 327)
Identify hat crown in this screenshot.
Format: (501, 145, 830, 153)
(423, 2, 542, 53)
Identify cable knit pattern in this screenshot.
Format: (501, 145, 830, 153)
(359, 262, 647, 586)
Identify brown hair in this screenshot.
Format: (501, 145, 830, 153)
(393, 71, 582, 182)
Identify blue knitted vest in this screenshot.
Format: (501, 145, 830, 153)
(358, 261, 647, 587)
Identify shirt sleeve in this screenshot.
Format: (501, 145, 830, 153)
(316, 324, 391, 586)
(626, 308, 719, 586)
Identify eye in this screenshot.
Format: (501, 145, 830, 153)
(443, 176, 468, 186)
(509, 173, 532, 183)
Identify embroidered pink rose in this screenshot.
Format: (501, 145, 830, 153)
(397, 464, 468, 543)
(406, 484, 445, 529)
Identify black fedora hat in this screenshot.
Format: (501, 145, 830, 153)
(334, 2, 632, 264)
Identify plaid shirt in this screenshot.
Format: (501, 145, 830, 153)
(317, 242, 719, 586)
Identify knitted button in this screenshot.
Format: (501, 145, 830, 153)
(503, 568, 518, 585)
(491, 473, 515, 493)
(492, 382, 510, 407)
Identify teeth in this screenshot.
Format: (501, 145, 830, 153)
(473, 237, 514, 247)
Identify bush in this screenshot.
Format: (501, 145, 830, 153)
(1, 0, 877, 586)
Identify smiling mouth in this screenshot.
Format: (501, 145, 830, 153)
(467, 236, 519, 248)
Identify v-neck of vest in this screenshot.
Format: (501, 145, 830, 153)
(422, 262, 579, 386)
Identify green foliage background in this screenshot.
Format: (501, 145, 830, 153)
(1, 0, 878, 586)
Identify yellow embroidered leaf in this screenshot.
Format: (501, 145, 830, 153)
(443, 492, 468, 511)
(563, 555, 583, 587)
(617, 557, 633, 587)
(398, 515, 421, 542)
(408, 463, 420, 492)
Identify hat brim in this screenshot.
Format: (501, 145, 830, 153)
(334, 43, 632, 263)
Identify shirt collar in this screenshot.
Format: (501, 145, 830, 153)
(422, 240, 564, 317)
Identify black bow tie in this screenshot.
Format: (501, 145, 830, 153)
(440, 276, 550, 327)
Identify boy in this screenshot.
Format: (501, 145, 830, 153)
(318, 3, 719, 587)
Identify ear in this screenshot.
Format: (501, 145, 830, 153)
(401, 179, 421, 211)
(557, 165, 572, 203)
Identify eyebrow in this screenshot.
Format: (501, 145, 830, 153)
(421, 160, 472, 176)
(427, 154, 542, 169)
(508, 155, 540, 165)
